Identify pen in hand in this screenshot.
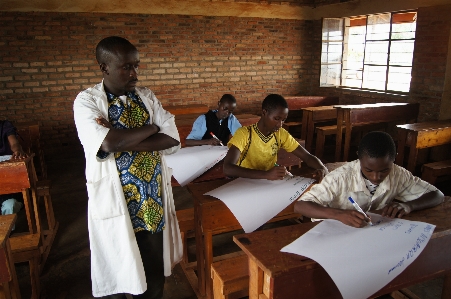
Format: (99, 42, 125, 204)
(274, 163, 293, 177)
(209, 132, 224, 146)
(348, 197, 373, 226)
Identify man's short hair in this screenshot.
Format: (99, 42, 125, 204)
(358, 131, 396, 161)
(219, 94, 237, 104)
(262, 94, 288, 112)
(96, 36, 137, 64)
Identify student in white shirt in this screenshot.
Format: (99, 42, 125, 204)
(294, 131, 444, 228)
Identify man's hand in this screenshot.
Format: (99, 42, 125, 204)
(335, 209, 371, 228)
(265, 165, 287, 180)
(96, 116, 112, 129)
(381, 202, 411, 218)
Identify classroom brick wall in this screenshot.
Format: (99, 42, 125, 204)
(308, 5, 451, 122)
(0, 12, 314, 157)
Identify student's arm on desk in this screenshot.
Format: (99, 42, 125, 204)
(291, 145, 328, 181)
(294, 201, 370, 228)
(96, 117, 179, 152)
(8, 134, 28, 159)
(381, 189, 445, 218)
(223, 145, 286, 180)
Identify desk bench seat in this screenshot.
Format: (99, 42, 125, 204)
(10, 233, 41, 299)
(176, 208, 195, 265)
(421, 159, 451, 184)
(211, 254, 249, 299)
(282, 121, 302, 138)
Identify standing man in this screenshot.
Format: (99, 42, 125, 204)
(73, 36, 183, 299)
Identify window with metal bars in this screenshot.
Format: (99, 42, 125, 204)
(320, 11, 417, 93)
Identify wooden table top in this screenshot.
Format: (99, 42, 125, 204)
(396, 120, 451, 132)
(301, 105, 336, 112)
(0, 214, 16, 249)
(334, 102, 410, 109)
(234, 196, 451, 276)
(0, 155, 34, 194)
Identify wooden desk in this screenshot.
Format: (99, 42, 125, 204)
(234, 197, 451, 299)
(164, 104, 209, 115)
(335, 103, 419, 162)
(0, 214, 21, 299)
(395, 120, 451, 173)
(284, 96, 339, 123)
(300, 106, 337, 152)
(0, 156, 37, 234)
(186, 168, 314, 299)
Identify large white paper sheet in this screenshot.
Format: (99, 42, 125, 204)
(205, 176, 315, 233)
(165, 145, 227, 186)
(0, 155, 12, 162)
(281, 214, 435, 299)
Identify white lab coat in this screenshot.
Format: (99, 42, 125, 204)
(73, 82, 183, 297)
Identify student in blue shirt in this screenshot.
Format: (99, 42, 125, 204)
(185, 94, 241, 146)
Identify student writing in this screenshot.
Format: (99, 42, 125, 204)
(223, 94, 328, 181)
(294, 131, 444, 228)
(185, 94, 241, 146)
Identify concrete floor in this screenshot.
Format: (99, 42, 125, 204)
(11, 150, 447, 299)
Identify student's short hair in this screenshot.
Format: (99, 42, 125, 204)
(219, 94, 237, 104)
(262, 94, 288, 112)
(96, 36, 137, 64)
(358, 131, 396, 161)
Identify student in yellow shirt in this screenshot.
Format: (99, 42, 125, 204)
(223, 94, 328, 181)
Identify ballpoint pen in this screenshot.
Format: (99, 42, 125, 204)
(348, 197, 373, 225)
(209, 132, 224, 146)
(274, 163, 293, 177)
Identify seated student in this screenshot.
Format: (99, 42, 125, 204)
(185, 94, 241, 146)
(223, 94, 328, 181)
(0, 120, 27, 219)
(294, 131, 444, 228)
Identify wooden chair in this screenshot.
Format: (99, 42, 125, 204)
(15, 122, 47, 180)
(421, 159, 451, 184)
(10, 234, 41, 299)
(211, 254, 249, 299)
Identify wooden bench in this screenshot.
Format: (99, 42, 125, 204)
(0, 214, 21, 299)
(211, 254, 249, 299)
(421, 159, 451, 184)
(283, 96, 339, 138)
(176, 208, 195, 266)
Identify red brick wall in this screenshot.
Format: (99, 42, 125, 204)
(309, 5, 451, 122)
(0, 12, 314, 156)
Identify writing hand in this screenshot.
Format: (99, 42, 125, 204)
(11, 150, 28, 160)
(335, 209, 371, 228)
(207, 138, 222, 146)
(381, 202, 411, 218)
(266, 165, 287, 180)
(95, 116, 113, 129)
(312, 168, 328, 182)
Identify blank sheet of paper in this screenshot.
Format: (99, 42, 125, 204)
(281, 214, 435, 299)
(165, 145, 227, 186)
(205, 176, 315, 232)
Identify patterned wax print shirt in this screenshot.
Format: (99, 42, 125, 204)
(227, 124, 299, 171)
(97, 91, 164, 233)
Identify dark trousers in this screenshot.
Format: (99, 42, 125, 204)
(103, 230, 165, 299)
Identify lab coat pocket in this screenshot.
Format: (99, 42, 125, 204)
(87, 175, 125, 220)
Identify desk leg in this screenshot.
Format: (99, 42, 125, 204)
(335, 110, 344, 162)
(395, 130, 407, 167)
(204, 231, 213, 299)
(407, 135, 419, 173)
(304, 113, 314, 152)
(21, 189, 36, 234)
(442, 273, 451, 299)
(301, 111, 310, 141)
(195, 206, 206, 297)
(249, 258, 264, 299)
